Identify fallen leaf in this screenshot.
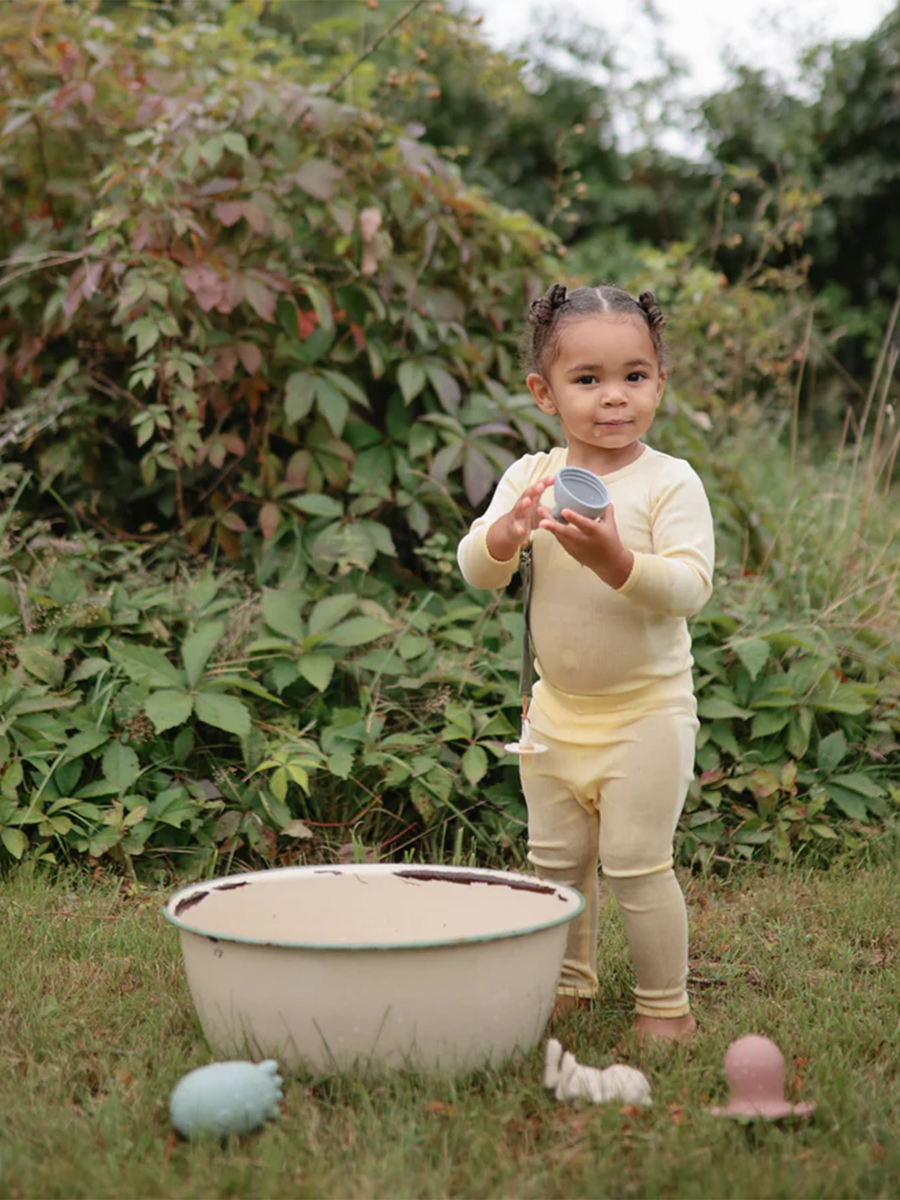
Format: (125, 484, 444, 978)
(163, 1129, 179, 1167)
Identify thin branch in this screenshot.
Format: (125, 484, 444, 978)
(0, 251, 90, 289)
(326, 0, 429, 97)
(842, 287, 900, 531)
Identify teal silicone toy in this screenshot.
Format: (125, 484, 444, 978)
(169, 1060, 283, 1139)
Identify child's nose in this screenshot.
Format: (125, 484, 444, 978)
(600, 387, 626, 404)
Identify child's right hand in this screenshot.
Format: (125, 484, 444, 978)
(486, 477, 554, 561)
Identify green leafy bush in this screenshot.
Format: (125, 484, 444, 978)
(0, 478, 533, 873)
(0, 0, 554, 563)
(0, 2, 896, 878)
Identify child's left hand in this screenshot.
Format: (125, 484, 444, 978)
(539, 505, 635, 590)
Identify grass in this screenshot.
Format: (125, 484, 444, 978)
(1, 855, 899, 1200)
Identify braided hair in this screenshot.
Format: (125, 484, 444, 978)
(521, 284, 669, 376)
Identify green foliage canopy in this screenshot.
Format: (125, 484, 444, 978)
(0, 0, 555, 559)
(0, 1, 896, 878)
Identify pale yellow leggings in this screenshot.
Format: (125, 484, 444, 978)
(520, 700, 698, 1018)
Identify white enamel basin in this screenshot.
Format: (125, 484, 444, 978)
(164, 863, 584, 1074)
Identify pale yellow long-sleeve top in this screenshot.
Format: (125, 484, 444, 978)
(457, 445, 715, 739)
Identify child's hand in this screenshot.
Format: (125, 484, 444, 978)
(486, 477, 554, 561)
(539, 505, 635, 589)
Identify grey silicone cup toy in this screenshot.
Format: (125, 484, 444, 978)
(551, 466, 611, 523)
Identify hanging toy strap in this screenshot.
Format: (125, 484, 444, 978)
(504, 541, 547, 756)
(518, 543, 534, 697)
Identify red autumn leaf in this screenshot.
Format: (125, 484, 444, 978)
(259, 502, 280, 540)
(241, 201, 267, 233)
(699, 768, 727, 785)
(220, 433, 246, 456)
(183, 264, 225, 313)
(251, 269, 290, 294)
(200, 178, 240, 196)
(211, 346, 239, 382)
(53, 82, 76, 112)
(297, 309, 318, 339)
(132, 217, 154, 253)
(243, 275, 277, 322)
(62, 265, 87, 318)
(83, 261, 103, 298)
(215, 200, 244, 226)
(236, 342, 261, 374)
(215, 274, 244, 315)
(284, 451, 309, 488)
(216, 524, 241, 560)
(206, 388, 229, 421)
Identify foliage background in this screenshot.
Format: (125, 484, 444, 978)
(0, 0, 897, 879)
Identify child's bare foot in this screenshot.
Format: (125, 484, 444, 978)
(631, 1013, 696, 1044)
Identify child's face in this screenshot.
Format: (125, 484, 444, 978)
(526, 314, 666, 470)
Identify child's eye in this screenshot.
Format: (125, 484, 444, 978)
(626, 371, 647, 383)
(576, 374, 598, 385)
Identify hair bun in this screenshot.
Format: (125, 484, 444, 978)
(637, 291, 666, 333)
(528, 283, 568, 327)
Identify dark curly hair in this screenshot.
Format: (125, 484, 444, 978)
(520, 284, 669, 376)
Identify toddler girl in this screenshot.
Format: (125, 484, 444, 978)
(457, 284, 715, 1041)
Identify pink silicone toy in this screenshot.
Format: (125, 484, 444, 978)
(709, 1034, 815, 1120)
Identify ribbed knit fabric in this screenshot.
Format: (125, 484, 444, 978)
(457, 444, 715, 739)
(521, 708, 698, 1014)
(457, 441, 715, 1015)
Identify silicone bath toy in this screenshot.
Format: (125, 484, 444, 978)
(169, 1060, 284, 1139)
(551, 467, 610, 523)
(544, 1038, 652, 1106)
(504, 546, 548, 757)
(709, 1035, 815, 1120)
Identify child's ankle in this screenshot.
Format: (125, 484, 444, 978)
(550, 993, 593, 1021)
(631, 1012, 696, 1043)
